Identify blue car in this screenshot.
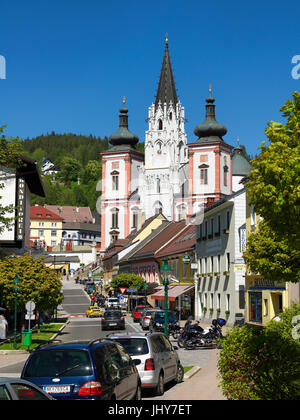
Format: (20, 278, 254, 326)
(21, 339, 141, 400)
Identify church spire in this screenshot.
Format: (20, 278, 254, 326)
(155, 36, 178, 109)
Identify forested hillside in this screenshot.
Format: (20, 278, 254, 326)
(21, 132, 144, 211)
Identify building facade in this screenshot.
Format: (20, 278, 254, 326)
(30, 205, 64, 250)
(100, 39, 239, 252)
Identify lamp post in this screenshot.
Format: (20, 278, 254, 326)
(144, 281, 147, 306)
(13, 274, 20, 349)
(160, 258, 172, 337)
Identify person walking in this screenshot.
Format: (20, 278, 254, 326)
(0, 315, 8, 341)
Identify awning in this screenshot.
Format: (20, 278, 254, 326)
(150, 285, 194, 302)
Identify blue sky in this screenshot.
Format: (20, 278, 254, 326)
(0, 0, 299, 157)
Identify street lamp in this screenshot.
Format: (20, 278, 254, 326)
(13, 274, 20, 349)
(160, 258, 172, 337)
(144, 281, 147, 306)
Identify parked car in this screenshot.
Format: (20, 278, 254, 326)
(85, 306, 103, 318)
(108, 332, 184, 396)
(0, 378, 55, 400)
(140, 308, 161, 330)
(132, 305, 151, 323)
(149, 310, 178, 333)
(101, 310, 125, 330)
(21, 339, 141, 400)
(106, 298, 120, 309)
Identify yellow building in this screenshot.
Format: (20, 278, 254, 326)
(30, 205, 64, 250)
(244, 200, 300, 327)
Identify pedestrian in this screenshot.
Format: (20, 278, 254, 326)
(91, 294, 95, 306)
(0, 315, 8, 341)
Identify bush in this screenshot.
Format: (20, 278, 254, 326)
(218, 304, 300, 400)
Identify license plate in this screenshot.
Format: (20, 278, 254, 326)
(109, 323, 117, 326)
(43, 386, 71, 394)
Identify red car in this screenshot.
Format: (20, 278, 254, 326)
(132, 305, 151, 322)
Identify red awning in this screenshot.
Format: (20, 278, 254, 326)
(150, 285, 194, 302)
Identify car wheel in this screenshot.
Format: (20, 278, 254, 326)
(174, 364, 184, 384)
(155, 372, 164, 396)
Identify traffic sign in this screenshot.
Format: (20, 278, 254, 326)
(119, 287, 127, 295)
(127, 288, 137, 293)
(26, 301, 36, 312)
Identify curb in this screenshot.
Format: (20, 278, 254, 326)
(184, 366, 201, 380)
(49, 320, 70, 342)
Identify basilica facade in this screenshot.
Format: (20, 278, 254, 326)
(100, 39, 246, 252)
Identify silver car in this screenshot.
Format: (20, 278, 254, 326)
(108, 332, 184, 396)
(140, 308, 161, 330)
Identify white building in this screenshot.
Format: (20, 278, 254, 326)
(100, 38, 249, 254)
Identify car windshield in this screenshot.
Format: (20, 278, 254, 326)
(112, 338, 149, 356)
(104, 311, 122, 318)
(23, 349, 93, 378)
(135, 307, 145, 312)
(109, 299, 119, 303)
(155, 311, 177, 322)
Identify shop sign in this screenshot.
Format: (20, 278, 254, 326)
(182, 255, 191, 264)
(249, 279, 286, 290)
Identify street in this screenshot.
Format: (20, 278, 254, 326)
(0, 279, 217, 399)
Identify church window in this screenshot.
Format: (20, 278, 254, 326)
(112, 174, 119, 191)
(111, 208, 119, 229)
(156, 178, 161, 194)
(223, 165, 229, 187)
(132, 207, 139, 229)
(200, 168, 208, 185)
(158, 119, 163, 130)
(169, 112, 172, 120)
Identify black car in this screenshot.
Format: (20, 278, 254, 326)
(101, 310, 125, 331)
(21, 339, 141, 400)
(149, 310, 178, 333)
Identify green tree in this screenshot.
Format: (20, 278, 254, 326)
(57, 156, 82, 185)
(82, 160, 102, 183)
(110, 273, 145, 293)
(246, 91, 300, 249)
(218, 304, 300, 400)
(243, 220, 300, 283)
(0, 254, 63, 331)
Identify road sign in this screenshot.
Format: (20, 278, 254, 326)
(127, 288, 137, 293)
(26, 301, 36, 312)
(119, 287, 127, 295)
(25, 314, 35, 320)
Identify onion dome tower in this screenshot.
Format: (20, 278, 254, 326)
(109, 97, 139, 150)
(194, 85, 228, 143)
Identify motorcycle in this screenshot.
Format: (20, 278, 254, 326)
(168, 321, 181, 340)
(182, 318, 226, 350)
(177, 317, 204, 348)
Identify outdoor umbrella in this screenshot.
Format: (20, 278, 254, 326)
(0, 307, 6, 311)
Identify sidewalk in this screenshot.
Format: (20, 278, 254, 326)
(164, 348, 226, 400)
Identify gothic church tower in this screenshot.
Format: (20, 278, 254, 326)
(140, 38, 189, 221)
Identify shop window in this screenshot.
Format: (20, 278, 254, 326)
(249, 292, 262, 323)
